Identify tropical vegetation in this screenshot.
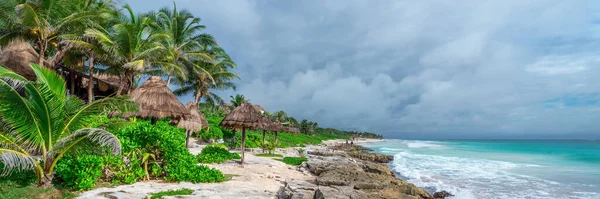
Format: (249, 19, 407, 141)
(0, 64, 136, 186)
(0, 0, 383, 197)
(196, 145, 240, 164)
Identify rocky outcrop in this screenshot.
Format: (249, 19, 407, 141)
(279, 144, 433, 199)
(433, 191, 454, 198)
(348, 151, 394, 163)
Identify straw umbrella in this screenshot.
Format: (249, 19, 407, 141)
(259, 116, 278, 153)
(220, 101, 266, 164)
(272, 122, 288, 145)
(178, 102, 204, 148)
(125, 76, 189, 123)
(0, 40, 39, 80)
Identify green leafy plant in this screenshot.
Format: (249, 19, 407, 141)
(111, 120, 225, 183)
(147, 188, 193, 199)
(197, 146, 240, 164)
(280, 157, 308, 166)
(55, 155, 104, 191)
(260, 141, 278, 154)
(0, 64, 137, 186)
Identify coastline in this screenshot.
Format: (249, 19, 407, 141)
(78, 138, 441, 199)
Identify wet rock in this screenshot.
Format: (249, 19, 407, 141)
(348, 151, 394, 163)
(304, 147, 433, 199)
(433, 190, 454, 198)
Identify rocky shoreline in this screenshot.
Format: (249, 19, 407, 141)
(277, 141, 452, 199)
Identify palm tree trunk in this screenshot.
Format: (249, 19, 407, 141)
(87, 55, 95, 103)
(240, 128, 246, 164)
(275, 132, 279, 145)
(37, 41, 46, 67)
(166, 75, 171, 85)
(195, 90, 202, 104)
(128, 71, 135, 94)
(185, 129, 190, 148)
(70, 73, 76, 95)
(116, 72, 127, 96)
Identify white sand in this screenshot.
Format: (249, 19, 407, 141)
(77, 138, 382, 199)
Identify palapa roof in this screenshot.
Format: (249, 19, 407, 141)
(0, 40, 39, 80)
(177, 102, 203, 132)
(220, 101, 266, 130)
(260, 116, 278, 132)
(126, 76, 189, 119)
(253, 104, 266, 113)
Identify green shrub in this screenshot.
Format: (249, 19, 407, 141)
(260, 141, 278, 154)
(110, 120, 225, 183)
(207, 143, 228, 149)
(148, 188, 193, 199)
(197, 146, 241, 164)
(101, 155, 145, 184)
(164, 152, 224, 183)
(55, 155, 104, 191)
(280, 157, 308, 166)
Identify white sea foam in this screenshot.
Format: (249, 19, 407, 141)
(401, 140, 447, 149)
(390, 151, 600, 199)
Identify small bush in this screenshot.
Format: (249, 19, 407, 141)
(280, 157, 308, 166)
(101, 155, 145, 184)
(55, 155, 104, 190)
(197, 146, 241, 164)
(165, 152, 224, 183)
(148, 188, 193, 199)
(260, 141, 278, 154)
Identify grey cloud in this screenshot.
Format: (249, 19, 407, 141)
(128, 0, 600, 139)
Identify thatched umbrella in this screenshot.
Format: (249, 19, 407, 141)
(220, 101, 266, 164)
(271, 121, 288, 145)
(178, 102, 204, 148)
(259, 116, 277, 153)
(253, 104, 266, 114)
(0, 40, 39, 80)
(125, 76, 189, 123)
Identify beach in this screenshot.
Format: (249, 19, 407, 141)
(78, 138, 437, 199)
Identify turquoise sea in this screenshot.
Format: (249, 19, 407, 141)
(362, 139, 600, 199)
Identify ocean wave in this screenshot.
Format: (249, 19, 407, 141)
(401, 140, 448, 149)
(391, 151, 599, 199)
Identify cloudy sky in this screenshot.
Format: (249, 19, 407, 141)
(129, 0, 600, 139)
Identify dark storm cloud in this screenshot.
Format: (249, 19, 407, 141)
(128, 0, 600, 139)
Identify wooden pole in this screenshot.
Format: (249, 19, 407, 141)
(241, 127, 246, 164)
(185, 129, 190, 148)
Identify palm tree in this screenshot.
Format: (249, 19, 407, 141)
(273, 111, 288, 122)
(0, 64, 137, 186)
(148, 3, 215, 85)
(286, 117, 298, 128)
(83, 5, 167, 95)
(62, 1, 120, 102)
(0, 0, 111, 68)
(173, 47, 237, 105)
(230, 94, 246, 108)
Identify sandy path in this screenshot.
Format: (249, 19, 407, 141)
(77, 144, 313, 199)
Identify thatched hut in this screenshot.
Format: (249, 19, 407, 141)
(0, 40, 39, 80)
(272, 121, 288, 144)
(259, 116, 276, 152)
(124, 76, 189, 123)
(177, 102, 206, 148)
(253, 104, 266, 114)
(220, 101, 266, 164)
